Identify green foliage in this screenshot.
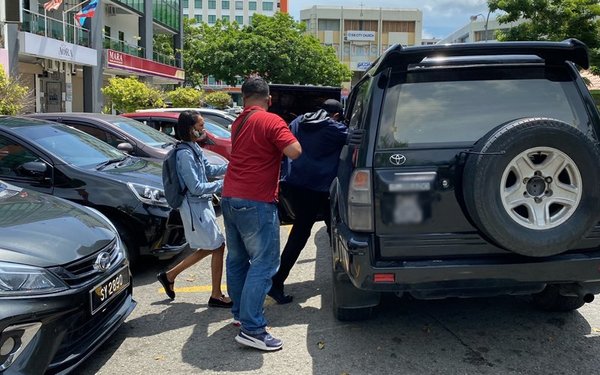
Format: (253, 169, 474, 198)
(589, 89, 600, 105)
(203, 91, 232, 109)
(101, 77, 165, 113)
(0, 67, 30, 115)
(183, 13, 351, 86)
(166, 87, 204, 107)
(488, 0, 600, 69)
(489, 0, 600, 45)
(153, 33, 175, 58)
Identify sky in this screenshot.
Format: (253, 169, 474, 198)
(289, 0, 492, 39)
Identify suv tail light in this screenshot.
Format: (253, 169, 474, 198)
(348, 169, 374, 232)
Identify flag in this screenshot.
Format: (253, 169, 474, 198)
(74, 0, 98, 27)
(43, 0, 63, 11)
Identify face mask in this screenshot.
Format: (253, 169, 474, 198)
(192, 129, 200, 138)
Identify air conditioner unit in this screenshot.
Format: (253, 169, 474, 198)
(105, 5, 117, 16)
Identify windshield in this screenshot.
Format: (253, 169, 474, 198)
(17, 124, 127, 167)
(205, 121, 231, 139)
(109, 117, 176, 147)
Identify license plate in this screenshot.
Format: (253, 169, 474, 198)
(89, 266, 130, 315)
(393, 194, 424, 224)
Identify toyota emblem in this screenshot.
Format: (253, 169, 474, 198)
(93, 252, 111, 272)
(389, 154, 406, 166)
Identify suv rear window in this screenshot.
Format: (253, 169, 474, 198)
(377, 66, 587, 149)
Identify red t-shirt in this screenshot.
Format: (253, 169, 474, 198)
(223, 106, 297, 202)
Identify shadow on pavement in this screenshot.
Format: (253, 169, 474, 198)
(300, 227, 600, 374)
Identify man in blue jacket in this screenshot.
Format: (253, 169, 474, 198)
(269, 99, 348, 304)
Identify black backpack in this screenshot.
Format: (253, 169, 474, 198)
(162, 143, 199, 209)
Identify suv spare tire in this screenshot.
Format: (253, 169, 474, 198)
(463, 118, 600, 257)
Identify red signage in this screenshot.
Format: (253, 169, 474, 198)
(106, 49, 185, 81)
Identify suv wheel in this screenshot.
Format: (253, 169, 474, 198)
(532, 284, 586, 312)
(463, 118, 600, 256)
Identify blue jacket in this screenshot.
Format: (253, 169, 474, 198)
(282, 110, 347, 192)
(176, 142, 227, 202)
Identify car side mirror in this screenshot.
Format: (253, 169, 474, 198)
(17, 161, 48, 180)
(20, 161, 47, 174)
(117, 142, 134, 153)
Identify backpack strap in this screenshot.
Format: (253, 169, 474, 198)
(232, 110, 259, 149)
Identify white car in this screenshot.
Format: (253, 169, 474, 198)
(135, 108, 237, 129)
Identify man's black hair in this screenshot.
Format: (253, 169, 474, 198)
(242, 76, 270, 100)
(176, 110, 200, 141)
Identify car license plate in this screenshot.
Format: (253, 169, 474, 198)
(89, 266, 130, 315)
(393, 194, 424, 224)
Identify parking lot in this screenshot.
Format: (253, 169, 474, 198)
(73, 214, 600, 375)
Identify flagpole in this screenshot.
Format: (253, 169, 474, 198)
(62, 0, 90, 44)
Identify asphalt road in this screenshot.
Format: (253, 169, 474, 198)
(74, 215, 600, 375)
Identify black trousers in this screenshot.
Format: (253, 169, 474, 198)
(272, 183, 331, 291)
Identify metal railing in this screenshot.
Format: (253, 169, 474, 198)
(21, 9, 90, 47)
(103, 36, 145, 58)
(152, 51, 179, 67)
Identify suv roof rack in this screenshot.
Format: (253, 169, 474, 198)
(371, 38, 589, 74)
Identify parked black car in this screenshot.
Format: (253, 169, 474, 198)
(330, 39, 600, 321)
(28, 112, 228, 166)
(0, 116, 186, 261)
(0, 180, 135, 374)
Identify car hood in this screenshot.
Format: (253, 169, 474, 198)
(0, 183, 116, 267)
(97, 157, 164, 188)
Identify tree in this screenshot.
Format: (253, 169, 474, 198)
(0, 67, 30, 115)
(488, 0, 600, 69)
(183, 13, 351, 86)
(101, 77, 165, 113)
(166, 87, 204, 107)
(203, 91, 232, 109)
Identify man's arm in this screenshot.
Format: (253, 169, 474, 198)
(283, 141, 302, 160)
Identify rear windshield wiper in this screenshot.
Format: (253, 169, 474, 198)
(161, 142, 176, 149)
(96, 156, 127, 170)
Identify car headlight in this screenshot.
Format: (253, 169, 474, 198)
(127, 182, 169, 208)
(0, 262, 68, 296)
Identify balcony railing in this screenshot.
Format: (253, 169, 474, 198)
(103, 36, 145, 58)
(152, 51, 179, 67)
(21, 9, 90, 47)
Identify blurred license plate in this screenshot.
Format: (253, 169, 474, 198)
(393, 194, 423, 224)
(89, 266, 130, 315)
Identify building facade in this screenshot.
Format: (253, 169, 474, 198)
(1, 0, 184, 113)
(300, 6, 422, 85)
(437, 16, 524, 44)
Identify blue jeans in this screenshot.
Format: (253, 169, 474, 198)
(222, 197, 280, 335)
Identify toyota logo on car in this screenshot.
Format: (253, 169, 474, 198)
(389, 154, 406, 166)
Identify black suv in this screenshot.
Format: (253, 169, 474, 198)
(330, 39, 600, 320)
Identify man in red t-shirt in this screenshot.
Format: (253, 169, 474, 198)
(222, 76, 301, 351)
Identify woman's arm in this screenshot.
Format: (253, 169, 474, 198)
(177, 150, 223, 196)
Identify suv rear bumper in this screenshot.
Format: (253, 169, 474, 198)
(334, 222, 600, 298)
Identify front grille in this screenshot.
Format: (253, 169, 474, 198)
(54, 239, 123, 288)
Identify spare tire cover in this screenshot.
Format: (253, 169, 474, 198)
(462, 118, 600, 257)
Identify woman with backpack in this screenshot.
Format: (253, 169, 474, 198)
(157, 110, 233, 308)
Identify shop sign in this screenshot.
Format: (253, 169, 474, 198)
(18, 32, 97, 66)
(106, 49, 185, 81)
(356, 61, 372, 71)
(346, 31, 376, 42)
